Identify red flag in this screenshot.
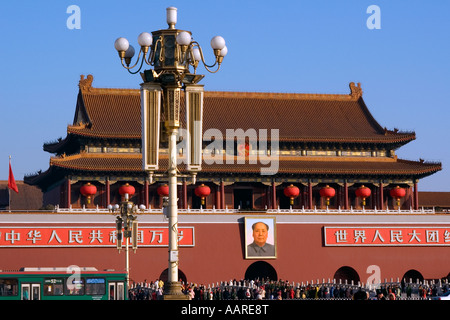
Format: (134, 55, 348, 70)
(8, 160, 19, 194)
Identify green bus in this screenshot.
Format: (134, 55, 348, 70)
(0, 267, 127, 300)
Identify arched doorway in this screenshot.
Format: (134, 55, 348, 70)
(245, 261, 277, 281)
(159, 269, 188, 284)
(402, 269, 424, 283)
(333, 266, 360, 283)
(234, 188, 253, 210)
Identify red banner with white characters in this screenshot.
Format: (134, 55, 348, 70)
(324, 226, 450, 246)
(0, 226, 194, 247)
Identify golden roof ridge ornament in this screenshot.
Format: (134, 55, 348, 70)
(349, 82, 363, 99)
(79, 74, 94, 92)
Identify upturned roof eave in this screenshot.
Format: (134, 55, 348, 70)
(66, 127, 141, 140)
(62, 129, 415, 145)
(42, 153, 442, 178)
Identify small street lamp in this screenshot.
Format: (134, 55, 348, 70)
(114, 7, 227, 299)
(108, 192, 145, 288)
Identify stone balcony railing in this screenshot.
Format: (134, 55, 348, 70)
(49, 205, 436, 215)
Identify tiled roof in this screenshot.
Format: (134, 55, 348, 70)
(46, 153, 441, 178)
(50, 153, 141, 172)
(66, 75, 415, 145)
(68, 87, 141, 139)
(0, 181, 43, 210)
(203, 92, 414, 144)
(418, 192, 450, 207)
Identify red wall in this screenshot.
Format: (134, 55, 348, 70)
(1, 221, 449, 285)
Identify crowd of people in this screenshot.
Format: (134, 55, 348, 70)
(127, 278, 449, 301)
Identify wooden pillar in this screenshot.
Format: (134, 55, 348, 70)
(308, 181, 313, 210)
(414, 182, 419, 210)
(337, 184, 344, 209)
(301, 185, 306, 209)
(105, 179, 110, 207)
(66, 178, 71, 208)
(215, 184, 221, 209)
(344, 181, 349, 210)
(379, 182, 384, 210)
(182, 179, 188, 209)
(272, 181, 277, 209)
(144, 180, 149, 209)
(220, 181, 225, 209)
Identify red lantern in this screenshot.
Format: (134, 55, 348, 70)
(157, 184, 169, 197)
(355, 185, 371, 206)
(80, 182, 97, 204)
(390, 186, 406, 207)
(283, 184, 300, 205)
(195, 184, 211, 206)
(319, 185, 335, 206)
(119, 183, 135, 198)
(237, 143, 251, 157)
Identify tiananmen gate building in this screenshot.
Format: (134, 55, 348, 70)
(1, 75, 448, 286)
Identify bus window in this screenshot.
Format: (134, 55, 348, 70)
(108, 282, 125, 300)
(86, 278, 105, 295)
(65, 278, 85, 296)
(0, 279, 18, 296)
(21, 284, 40, 300)
(44, 278, 64, 296)
(31, 284, 40, 300)
(22, 285, 30, 300)
(116, 282, 125, 300)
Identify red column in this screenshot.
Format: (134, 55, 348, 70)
(272, 181, 277, 209)
(379, 182, 384, 210)
(220, 181, 225, 209)
(308, 181, 313, 209)
(217, 185, 222, 209)
(182, 179, 188, 209)
(337, 185, 344, 209)
(105, 179, 110, 207)
(344, 181, 349, 210)
(414, 182, 419, 210)
(144, 180, 149, 209)
(66, 179, 71, 208)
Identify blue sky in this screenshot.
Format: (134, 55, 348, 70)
(1, 1, 449, 191)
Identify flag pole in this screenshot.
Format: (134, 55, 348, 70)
(8, 155, 11, 212)
(8, 155, 19, 211)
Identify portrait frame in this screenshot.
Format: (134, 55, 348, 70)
(244, 216, 277, 259)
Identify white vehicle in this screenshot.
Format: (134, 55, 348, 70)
(434, 291, 450, 300)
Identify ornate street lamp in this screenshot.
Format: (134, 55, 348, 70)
(108, 191, 146, 288)
(114, 7, 227, 299)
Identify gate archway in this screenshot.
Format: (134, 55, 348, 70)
(159, 269, 188, 284)
(244, 261, 277, 281)
(333, 266, 360, 283)
(402, 269, 424, 283)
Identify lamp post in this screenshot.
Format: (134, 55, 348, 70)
(108, 190, 145, 288)
(114, 7, 227, 299)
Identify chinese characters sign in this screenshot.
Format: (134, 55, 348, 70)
(324, 227, 450, 246)
(0, 226, 194, 247)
